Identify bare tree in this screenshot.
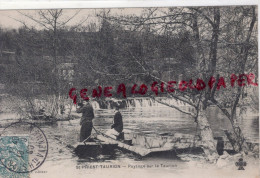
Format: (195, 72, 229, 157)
(11, 9, 87, 117)
(89, 6, 258, 161)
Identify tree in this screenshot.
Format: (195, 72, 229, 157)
(89, 6, 258, 161)
(5, 9, 87, 117)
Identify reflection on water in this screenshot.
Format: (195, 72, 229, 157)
(94, 106, 259, 142)
(94, 107, 196, 136)
(74, 106, 259, 164)
(206, 107, 259, 142)
(0, 105, 258, 172)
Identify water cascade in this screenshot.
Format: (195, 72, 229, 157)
(92, 97, 193, 110)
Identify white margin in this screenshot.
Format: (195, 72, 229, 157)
(0, 0, 258, 10)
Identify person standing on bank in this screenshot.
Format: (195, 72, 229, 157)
(106, 106, 124, 140)
(76, 100, 94, 142)
(111, 106, 123, 133)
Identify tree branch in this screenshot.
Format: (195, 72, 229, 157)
(151, 96, 196, 117)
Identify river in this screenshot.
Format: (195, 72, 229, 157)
(0, 102, 258, 178)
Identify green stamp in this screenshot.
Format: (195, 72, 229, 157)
(0, 122, 48, 177)
(0, 136, 29, 177)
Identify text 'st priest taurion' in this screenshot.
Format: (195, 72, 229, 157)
(68, 73, 258, 104)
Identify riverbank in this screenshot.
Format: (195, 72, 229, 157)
(0, 94, 259, 178)
(0, 112, 259, 178)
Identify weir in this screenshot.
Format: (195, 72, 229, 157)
(88, 97, 194, 110)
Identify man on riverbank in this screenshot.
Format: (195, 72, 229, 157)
(106, 106, 124, 140)
(76, 100, 94, 142)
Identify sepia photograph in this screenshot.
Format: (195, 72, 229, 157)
(0, 3, 259, 178)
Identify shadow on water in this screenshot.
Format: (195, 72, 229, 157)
(75, 145, 117, 159)
(251, 117, 259, 131)
(76, 149, 131, 163)
(75, 147, 148, 163)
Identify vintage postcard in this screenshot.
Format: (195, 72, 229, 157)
(0, 2, 259, 178)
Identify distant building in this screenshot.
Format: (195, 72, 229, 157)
(43, 55, 77, 82)
(57, 62, 77, 82)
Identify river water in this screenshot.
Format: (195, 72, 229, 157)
(0, 103, 259, 178)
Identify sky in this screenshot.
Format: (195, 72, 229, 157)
(0, 8, 145, 29)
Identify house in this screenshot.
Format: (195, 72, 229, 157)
(57, 62, 77, 82)
(43, 55, 77, 82)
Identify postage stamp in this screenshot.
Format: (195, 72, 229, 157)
(0, 136, 29, 177)
(0, 122, 48, 176)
